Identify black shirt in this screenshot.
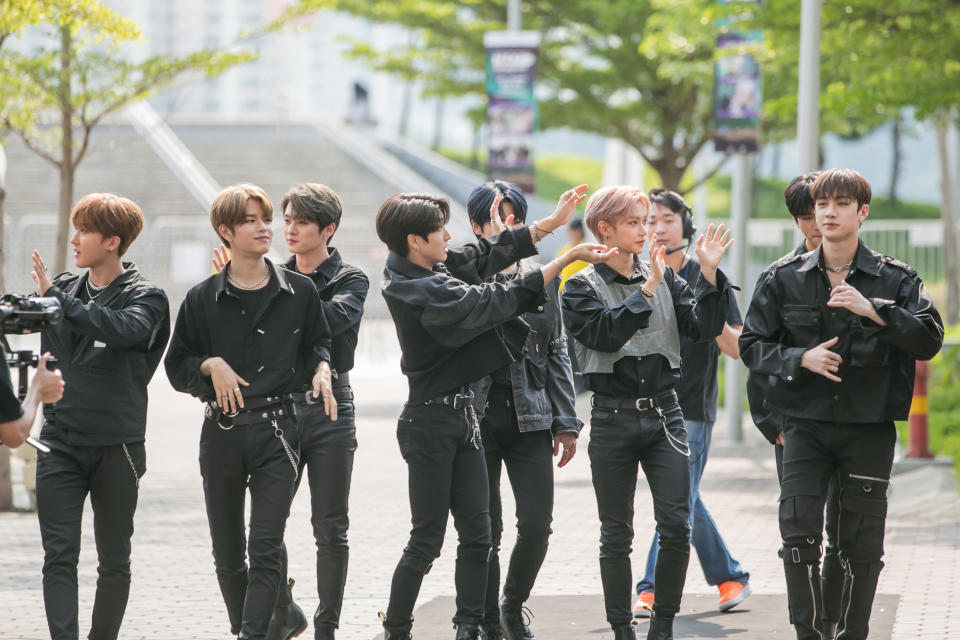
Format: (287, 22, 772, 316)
(0, 356, 23, 423)
(165, 259, 332, 403)
(675, 257, 743, 422)
(740, 240, 943, 424)
(230, 282, 271, 319)
(381, 226, 546, 404)
(284, 247, 369, 377)
(561, 257, 731, 399)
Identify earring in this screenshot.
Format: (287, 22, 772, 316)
(107, 248, 113, 253)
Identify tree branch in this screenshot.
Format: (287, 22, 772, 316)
(681, 156, 729, 195)
(3, 120, 61, 167)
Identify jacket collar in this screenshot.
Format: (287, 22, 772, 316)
(215, 257, 292, 301)
(284, 246, 342, 282)
(69, 261, 139, 307)
(595, 255, 648, 284)
(797, 240, 882, 277)
(386, 251, 438, 279)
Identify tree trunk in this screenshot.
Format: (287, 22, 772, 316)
(889, 115, 902, 206)
(0, 184, 6, 293)
(431, 98, 445, 151)
(399, 81, 412, 139)
(936, 124, 959, 324)
(469, 123, 482, 170)
(53, 24, 73, 276)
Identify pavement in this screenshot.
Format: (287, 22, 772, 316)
(2, 332, 959, 639)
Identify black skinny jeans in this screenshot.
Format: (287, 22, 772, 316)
(37, 437, 145, 640)
(481, 385, 554, 622)
(199, 415, 299, 640)
(384, 402, 492, 634)
(276, 398, 357, 632)
(588, 400, 691, 628)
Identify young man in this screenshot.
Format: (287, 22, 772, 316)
(740, 169, 944, 640)
(31, 194, 170, 640)
(165, 184, 335, 640)
(745, 172, 844, 640)
(466, 182, 582, 640)
(561, 186, 734, 640)
(633, 188, 750, 617)
(376, 188, 612, 640)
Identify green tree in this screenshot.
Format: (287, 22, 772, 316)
(0, 0, 312, 274)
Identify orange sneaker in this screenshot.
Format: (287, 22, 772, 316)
(632, 591, 654, 618)
(717, 581, 751, 611)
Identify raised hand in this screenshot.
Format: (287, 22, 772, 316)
(564, 242, 618, 265)
(695, 223, 734, 284)
(544, 184, 588, 229)
(801, 336, 843, 382)
(211, 244, 230, 273)
(647, 232, 666, 289)
(31, 250, 53, 295)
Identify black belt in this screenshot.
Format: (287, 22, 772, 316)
(421, 389, 475, 411)
(205, 399, 295, 428)
(591, 390, 678, 412)
(295, 385, 354, 406)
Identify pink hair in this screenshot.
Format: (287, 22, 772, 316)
(583, 186, 650, 239)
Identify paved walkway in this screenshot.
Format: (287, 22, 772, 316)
(2, 357, 959, 639)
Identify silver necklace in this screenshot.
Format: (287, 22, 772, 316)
(227, 264, 271, 289)
(824, 260, 853, 273)
(85, 277, 108, 300)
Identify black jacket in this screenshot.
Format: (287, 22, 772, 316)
(40, 263, 170, 445)
(165, 259, 331, 403)
(284, 248, 369, 377)
(740, 240, 943, 424)
(382, 226, 546, 404)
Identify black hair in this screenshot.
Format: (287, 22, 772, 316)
(569, 218, 583, 231)
(648, 187, 695, 240)
(784, 172, 821, 219)
(466, 181, 529, 233)
(280, 183, 343, 244)
(376, 193, 451, 257)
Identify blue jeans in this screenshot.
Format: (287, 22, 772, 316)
(636, 420, 749, 593)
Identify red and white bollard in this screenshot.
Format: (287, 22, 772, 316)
(907, 360, 933, 459)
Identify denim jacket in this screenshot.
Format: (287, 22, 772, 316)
(472, 258, 583, 437)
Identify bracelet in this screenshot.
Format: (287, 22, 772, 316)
(640, 285, 655, 299)
(549, 258, 565, 270)
(532, 222, 552, 242)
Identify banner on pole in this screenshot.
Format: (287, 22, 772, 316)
(484, 30, 540, 193)
(713, 13, 763, 153)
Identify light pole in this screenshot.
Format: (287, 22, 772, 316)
(797, 0, 822, 172)
(508, 0, 521, 30)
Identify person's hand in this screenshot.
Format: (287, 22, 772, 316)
(487, 192, 516, 236)
(312, 361, 337, 422)
(31, 250, 54, 295)
(32, 353, 64, 403)
(827, 282, 885, 325)
(201, 357, 250, 413)
(800, 336, 842, 382)
(539, 185, 589, 233)
(212, 244, 230, 273)
(694, 223, 734, 284)
(776, 431, 784, 446)
(562, 242, 618, 265)
(646, 232, 666, 291)
(554, 432, 577, 467)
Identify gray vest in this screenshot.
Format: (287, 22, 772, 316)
(572, 262, 682, 374)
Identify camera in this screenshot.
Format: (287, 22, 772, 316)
(0, 294, 63, 334)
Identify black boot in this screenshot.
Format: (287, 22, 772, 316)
(480, 621, 504, 640)
(835, 561, 883, 640)
(646, 614, 673, 640)
(267, 578, 309, 640)
(782, 557, 825, 640)
(499, 598, 534, 640)
(823, 620, 839, 640)
(612, 624, 636, 640)
(455, 623, 481, 640)
(383, 630, 413, 640)
(314, 622, 336, 640)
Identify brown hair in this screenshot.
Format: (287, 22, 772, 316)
(209, 184, 273, 247)
(70, 193, 144, 256)
(375, 193, 450, 257)
(281, 183, 342, 244)
(810, 169, 872, 209)
(584, 186, 649, 239)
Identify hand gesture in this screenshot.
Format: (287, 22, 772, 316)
(212, 244, 230, 273)
(546, 184, 588, 228)
(31, 250, 53, 295)
(554, 432, 577, 468)
(312, 361, 338, 421)
(487, 192, 516, 236)
(647, 232, 666, 289)
(827, 282, 884, 324)
(694, 223, 734, 279)
(203, 357, 250, 414)
(800, 336, 843, 382)
(32, 353, 64, 403)
(563, 243, 618, 265)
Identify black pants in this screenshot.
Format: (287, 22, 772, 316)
(276, 399, 357, 633)
(36, 436, 145, 640)
(776, 444, 844, 625)
(779, 419, 896, 640)
(481, 385, 554, 623)
(384, 402, 492, 634)
(588, 400, 691, 628)
(199, 416, 299, 640)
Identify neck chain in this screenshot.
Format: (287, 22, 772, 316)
(227, 264, 271, 289)
(85, 277, 108, 300)
(824, 259, 853, 273)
